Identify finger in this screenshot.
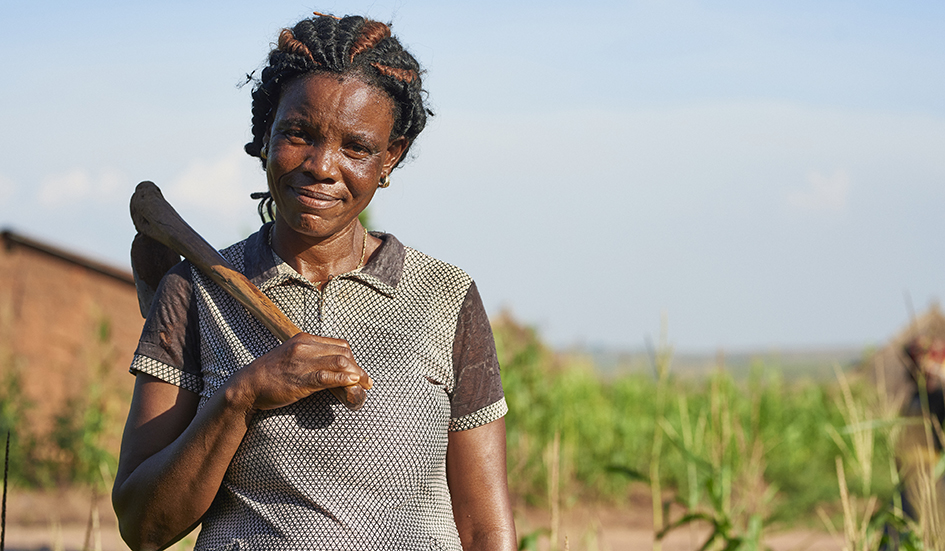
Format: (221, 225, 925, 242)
(283, 334, 353, 364)
(300, 332, 351, 349)
(291, 334, 367, 387)
(306, 365, 361, 389)
(293, 334, 357, 362)
(327, 358, 373, 390)
(338, 359, 372, 390)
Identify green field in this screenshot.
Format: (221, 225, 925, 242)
(495, 313, 940, 549)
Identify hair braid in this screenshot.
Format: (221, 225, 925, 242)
(370, 63, 417, 83)
(277, 29, 315, 63)
(349, 20, 391, 61)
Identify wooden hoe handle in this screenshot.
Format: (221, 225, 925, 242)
(130, 181, 368, 411)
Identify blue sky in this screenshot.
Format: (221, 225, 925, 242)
(2, 1, 944, 351)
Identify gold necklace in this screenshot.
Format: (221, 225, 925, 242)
(356, 226, 368, 269)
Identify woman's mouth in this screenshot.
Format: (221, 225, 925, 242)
(291, 187, 341, 209)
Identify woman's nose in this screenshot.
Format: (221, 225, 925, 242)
(301, 143, 341, 181)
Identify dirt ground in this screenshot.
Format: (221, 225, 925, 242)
(513, 499, 843, 551)
(1, 488, 843, 551)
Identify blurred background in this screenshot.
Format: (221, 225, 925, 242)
(2, 1, 944, 549)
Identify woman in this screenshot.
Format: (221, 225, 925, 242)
(112, 13, 516, 551)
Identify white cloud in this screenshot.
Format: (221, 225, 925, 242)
(38, 168, 92, 206)
(167, 147, 263, 212)
(0, 173, 15, 204)
(36, 167, 129, 208)
(786, 169, 851, 212)
(98, 167, 126, 196)
(161, 147, 268, 248)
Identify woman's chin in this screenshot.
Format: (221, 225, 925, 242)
(276, 215, 359, 242)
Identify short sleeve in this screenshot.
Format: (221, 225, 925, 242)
(449, 282, 507, 431)
(129, 261, 203, 395)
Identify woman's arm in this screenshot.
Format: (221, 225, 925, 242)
(446, 418, 517, 551)
(112, 333, 372, 551)
(112, 373, 245, 551)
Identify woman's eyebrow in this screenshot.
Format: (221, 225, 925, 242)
(346, 129, 382, 144)
(274, 117, 311, 129)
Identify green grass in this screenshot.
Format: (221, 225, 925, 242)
(495, 313, 897, 529)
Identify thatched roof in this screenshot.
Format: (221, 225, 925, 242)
(861, 303, 945, 402)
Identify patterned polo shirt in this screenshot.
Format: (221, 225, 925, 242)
(129, 224, 507, 551)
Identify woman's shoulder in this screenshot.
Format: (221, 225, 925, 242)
(218, 225, 268, 268)
(404, 250, 475, 306)
(405, 246, 470, 280)
(362, 231, 475, 306)
(373, 232, 472, 285)
(214, 223, 279, 281)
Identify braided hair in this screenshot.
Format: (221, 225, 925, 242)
(246, 14, 431, 220)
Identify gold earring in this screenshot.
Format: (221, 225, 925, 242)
(378, 174, 390, 188)
(260, 145, 268, 160)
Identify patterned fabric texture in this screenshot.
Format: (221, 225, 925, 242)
(129, 225, 506, 551)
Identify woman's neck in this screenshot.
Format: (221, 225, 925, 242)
(270, 220, 369, 286)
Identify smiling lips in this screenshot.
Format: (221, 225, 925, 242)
(290, 186, 342, 209)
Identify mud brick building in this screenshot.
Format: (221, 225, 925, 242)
(0, 229, 143, 449)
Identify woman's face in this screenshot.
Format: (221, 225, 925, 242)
(265, 73, 406, 241)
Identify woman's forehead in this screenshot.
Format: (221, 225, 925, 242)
(273, 73, 396, 131)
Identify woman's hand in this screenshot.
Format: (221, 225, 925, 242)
(228, 332, 373, 412)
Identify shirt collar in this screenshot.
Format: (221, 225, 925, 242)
(243, 223, 404, 297)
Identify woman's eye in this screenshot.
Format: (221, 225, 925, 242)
(345, 143, 372, 158)
(282, 129, 308, 143)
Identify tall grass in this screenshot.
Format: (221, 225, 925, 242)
(825, 371, 945, 551)
(495, 313, 898, 543)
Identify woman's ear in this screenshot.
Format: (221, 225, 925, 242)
(260, 133, 270, 160)
(382, 136, 409, 174)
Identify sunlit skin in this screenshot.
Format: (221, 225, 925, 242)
(264, 73, 406, 286)
(112, 71, 515, 551)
